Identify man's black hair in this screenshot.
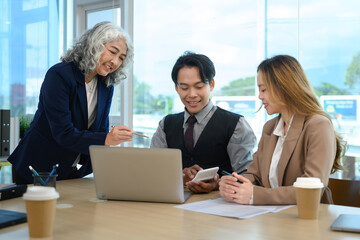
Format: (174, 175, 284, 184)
(171, 51, 215, 85)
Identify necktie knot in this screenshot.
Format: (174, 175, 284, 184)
(187, 115, 197, 125)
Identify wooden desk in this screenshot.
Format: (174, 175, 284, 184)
(1, 178, 359, 240)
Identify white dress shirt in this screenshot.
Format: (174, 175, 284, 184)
(72, 77, 98, 167)
(269, 115, 294, 188)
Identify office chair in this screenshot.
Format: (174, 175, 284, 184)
(328, 178, 360, 207)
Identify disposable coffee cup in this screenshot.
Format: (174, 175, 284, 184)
(293, 177, 324, 219)
(23, 186, 59, 238)
(33, 172, 57, 188)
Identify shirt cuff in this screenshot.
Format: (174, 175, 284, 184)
(249, 186, 254, 205)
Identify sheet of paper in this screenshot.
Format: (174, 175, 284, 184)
(175, 198, 294, 219)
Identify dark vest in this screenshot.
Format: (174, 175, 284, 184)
(164, 107, 241, 174)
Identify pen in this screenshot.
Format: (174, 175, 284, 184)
(45, 164, 59, 184)
(221, 170, 243, 184)
(132, 132, 149, 138)
(110, 125, 148, 138)
(29, 166, 47, 186)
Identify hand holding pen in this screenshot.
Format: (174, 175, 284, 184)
(105, 125, 133, 145)
(221, 170, 244, 184)
(219, 170, 253, 205)
(105, 125, 148, 146)
(110, 125, 148, 138)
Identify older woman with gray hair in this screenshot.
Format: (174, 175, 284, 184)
(9, 21, 134, 184)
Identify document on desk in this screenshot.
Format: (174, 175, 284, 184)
(175, 198, 294, 219)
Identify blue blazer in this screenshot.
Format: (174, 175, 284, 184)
(8, 62, 114, 183)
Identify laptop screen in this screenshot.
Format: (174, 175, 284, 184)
(89, 146, 190, 203)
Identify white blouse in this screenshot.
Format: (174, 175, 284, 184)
(269, 115, 294, 188)
(72, 77, 98, 167)
(85, 76, 98, 129)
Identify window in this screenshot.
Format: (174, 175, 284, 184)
(83, 2, 122, 119)
(133, 0, 360, 179)
(1, 0, 359, 179)
(74, 0, 133, 132)
(0, 0, 59, 117)
(0, 0, 59, 183)
(133, 0, 262, 147)
(298, 0, 360, 179)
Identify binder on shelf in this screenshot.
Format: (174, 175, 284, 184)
(1, 110, 10, 157)
(9, 117, 20, 154)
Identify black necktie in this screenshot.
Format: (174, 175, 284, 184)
(184, 115, 197, 153)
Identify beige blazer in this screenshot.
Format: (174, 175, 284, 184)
(244, 114, 336, 205)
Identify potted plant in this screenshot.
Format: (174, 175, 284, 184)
(19, 116, 33, 138)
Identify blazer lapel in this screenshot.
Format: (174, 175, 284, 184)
(277, 114, 305, 184)
(262, 116, 280, 188)
(75, 68, 88, 128)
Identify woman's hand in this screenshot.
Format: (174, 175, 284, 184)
(219, 172, 253, 204)
(105, 125, 133, 145)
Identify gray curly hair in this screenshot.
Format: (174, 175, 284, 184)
(61, 21, 134, 86)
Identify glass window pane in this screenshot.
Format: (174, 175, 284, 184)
(133, 0, 260, 147)
(267, 0, 298, 57)
(0, 0, 59, 118)
(87, 8, 121, 29)
(299, 0, 360, 179)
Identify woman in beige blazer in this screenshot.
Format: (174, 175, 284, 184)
(219, 55, 345, 205)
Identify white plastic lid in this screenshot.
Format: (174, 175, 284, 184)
(23, 186, 59, 201)
(293, 177, 324, 189)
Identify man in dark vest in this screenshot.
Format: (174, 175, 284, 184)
(151, 51, 256, 193)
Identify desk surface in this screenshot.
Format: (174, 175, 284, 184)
(0, 178, 359, 240)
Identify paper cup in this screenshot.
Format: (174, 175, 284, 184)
(293, 177, 324, 219)
(23, 186, 59, 238)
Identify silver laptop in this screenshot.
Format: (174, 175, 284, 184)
(330, 214, 360, 233)
(89, 146, 191, 203)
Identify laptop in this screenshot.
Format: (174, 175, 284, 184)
(330, 214, 360, 233)
(89, 146, 191, 204)
(0, 209, 27, 229)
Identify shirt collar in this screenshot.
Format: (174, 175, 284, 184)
(184, 100, 214, 124)
(273, 114, 295, 137)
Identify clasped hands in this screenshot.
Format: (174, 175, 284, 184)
(184, 165, 253, 202)
(219, 172, 253, 205)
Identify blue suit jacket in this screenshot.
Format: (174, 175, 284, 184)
(8, 62, 114, 183)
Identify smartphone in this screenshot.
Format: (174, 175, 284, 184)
(192, 167, 219, 182)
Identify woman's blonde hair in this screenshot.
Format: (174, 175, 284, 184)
(257, 55, 345, 173)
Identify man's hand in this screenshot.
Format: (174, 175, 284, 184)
(186, 175, 219, 193)
(183, 164, 202, 183)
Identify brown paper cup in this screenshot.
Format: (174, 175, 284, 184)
(293, 177, 323, 220)
(295, 187, 322, 219)
(23, 186, 59, 238)
(25, 199, 57, 237)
